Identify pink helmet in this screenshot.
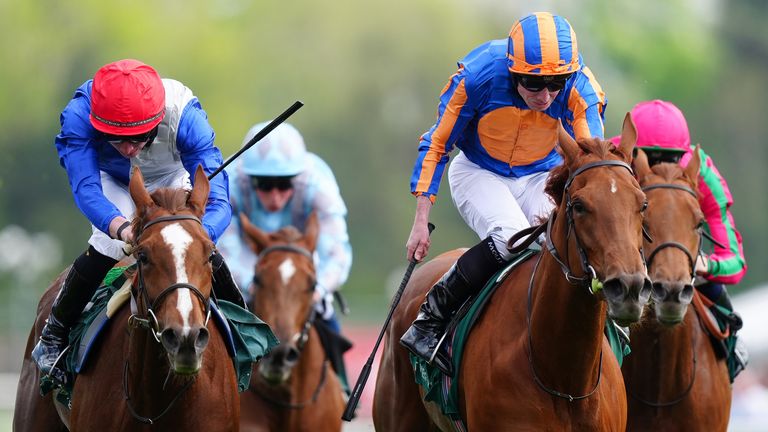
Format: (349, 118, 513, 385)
(90, 59, 165, 135)
(610, 100, 691, 154)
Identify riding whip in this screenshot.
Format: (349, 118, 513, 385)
(207, 101, 304, 180)
(342, 222, 435, 422)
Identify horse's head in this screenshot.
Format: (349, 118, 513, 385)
(128, 165, 215, 375)
(545, 114, 652, 325)
(239, 212, 319, 385)
(634, 146, 703, 325)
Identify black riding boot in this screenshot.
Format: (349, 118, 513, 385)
(714, 288, 748, 377)
(400, 236, 507, 376)
(31, 246, 117, 383)
(211, 251, 247, 309)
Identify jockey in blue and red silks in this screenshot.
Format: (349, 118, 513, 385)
(401, 12, 608, 375)
(32, 59, 244, 383)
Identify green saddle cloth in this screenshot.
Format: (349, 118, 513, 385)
(42, 266, 278, 406)
(410, 248, 631, 422)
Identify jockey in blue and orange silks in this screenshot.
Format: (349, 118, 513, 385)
(401, 12, 608, 375)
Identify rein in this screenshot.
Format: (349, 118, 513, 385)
(525, 159, 637, 402)
(627, 319, 698, 407)
(123, 214, 211, 425)
(249, 243, 326, 409)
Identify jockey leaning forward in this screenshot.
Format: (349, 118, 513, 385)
(32, 59, 245, 384)
(401, 12, 608, 375)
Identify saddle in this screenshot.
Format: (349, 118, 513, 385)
(691, 289, 743, 366)
(41, 266, 279, 407)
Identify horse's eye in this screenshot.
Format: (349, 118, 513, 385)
(572, 201, 586, 214)
(252, 274, 261, 287)
(137, 251, 149, 264)
(641, 201, 648, 213)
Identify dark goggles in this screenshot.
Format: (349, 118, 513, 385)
(250, 176, 294, 192)
(515, 73, 572, 92)
(103, 127, 158, 146)
(635, 148, 686, 166)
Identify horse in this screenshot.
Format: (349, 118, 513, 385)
(237, 212, 345, 431)
(373, 115, 652, 431)
(14, 165, 240, 431)
(622, 148, 731, 431)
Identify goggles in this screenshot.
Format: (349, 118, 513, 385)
(250, 176, 294, 192)
(515, 73, 572, 92)
(634, 147, 686, 166)
(103, 126, 158, 146)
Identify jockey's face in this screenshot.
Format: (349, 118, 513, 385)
(516, 84, 560, 112)
(110, 140, 148, 158)
(256, 187, 294, 212)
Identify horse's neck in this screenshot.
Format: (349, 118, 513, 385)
(626, 308, 696, 391)
(528, 248, 606, 391)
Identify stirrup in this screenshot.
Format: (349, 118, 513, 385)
(428, 333, 453, 376)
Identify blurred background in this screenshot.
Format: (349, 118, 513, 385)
(1, 0, 766, 430)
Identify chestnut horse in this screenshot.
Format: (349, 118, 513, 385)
(622, 148, 731, 431)
(374, 115, 652, 431)
(14, 165, 239, 431)
(237, 213, 344, 431)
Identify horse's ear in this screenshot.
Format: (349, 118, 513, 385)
(684, 144, 701, 190)
(303, 211, 319, 252)
(129, 166, 154, 211)
(633, 148, 653, 183)
(557, 121, 579, 165)
(617, 113, 637, 163)
(239, 212, 270, 254)
(188, 165, 210, 217)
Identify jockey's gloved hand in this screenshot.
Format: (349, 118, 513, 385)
(313, 285, 335, 320)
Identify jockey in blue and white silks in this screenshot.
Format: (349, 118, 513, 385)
(217, 123, 353, 325)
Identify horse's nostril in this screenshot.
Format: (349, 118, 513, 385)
(161, 328, 180, 353)
(651, 282, 666, 301)
(285, 346, 300, 364)
(679, 285, 694, 303)
(195, 327, 210, 351)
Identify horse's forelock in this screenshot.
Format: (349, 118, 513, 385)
(545, 138, 626, 205)
(269, 226, 303, 243)
(132, 188, 196, 239)
(650, 163, 685, 183)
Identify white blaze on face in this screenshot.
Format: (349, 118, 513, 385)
(278, 258, 296, 286)
(161, 223, 194, 335)
(610, 178, 617, 194)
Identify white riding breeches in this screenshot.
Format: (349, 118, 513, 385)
(88, 170, 191, 260)
(448, 152, 555, 260)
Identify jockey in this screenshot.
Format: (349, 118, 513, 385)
(401, 12, 607, 375)
(32, 59, 245, 383)
(613, 99, 748, 377)
(216, 122, 353, 392)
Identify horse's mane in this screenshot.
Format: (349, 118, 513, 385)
(132, 188, 194, 238)
(545, 137, 629, 205)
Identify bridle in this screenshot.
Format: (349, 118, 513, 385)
(123, 214, 213, 425)
(641, 182, 724, 283)
(527, 159, 634, 402)
(249, 243, 326, 409)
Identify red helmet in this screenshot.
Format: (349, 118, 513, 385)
(90, 59, 165, 135)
